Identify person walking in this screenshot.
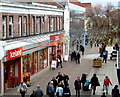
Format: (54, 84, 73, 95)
(56, 83, 64, 97)
(51, 77, 58, 91)
(34, 85, 43, 97)
(103, 76, 112, 94)
(76, 52, 81, 64)
(102, 50, 108, 63)
(17, 81, 28, 97)
(63, 85, 71, 97)
(63, 73, 69, 86)
(90, 74, 100, 95)
(57, 54, 63, 68)
(81, 73, 87, 90)
(74, 76, 81, 97)
(112, 85, 119, 97)
(48, 81, 55, 97)
(56, 72, 63, 84)
(80, 45, 85, 55)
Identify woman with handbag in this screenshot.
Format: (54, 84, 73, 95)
(63, 85, 71, 97)
(103, 76, 112, 94)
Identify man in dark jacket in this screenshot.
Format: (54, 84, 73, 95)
(76, 52, 80, 64)
(34, 85, 43, 97)
(112, 85, 119, 97)
(48, 81, 55, 97)
(51, 77, 58, 90)
(81, 73, 87, 90)
(74, 76, 81, 97)
(90, 74, 100, 95)
(56, 72, 63, 84)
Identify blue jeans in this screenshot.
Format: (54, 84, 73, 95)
(105, 85, 109, 94)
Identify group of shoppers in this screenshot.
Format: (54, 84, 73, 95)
(46, 72, 70, 97)
(70, 51, 81, 64)
(17, 73, 120, 97)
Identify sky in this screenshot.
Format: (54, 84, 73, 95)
(79, 0, 120, 6)
(69, 0, 120, 11)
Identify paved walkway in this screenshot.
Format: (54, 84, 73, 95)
(4, 45, 119, 97)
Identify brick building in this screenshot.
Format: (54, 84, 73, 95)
(0, 1, 65, 95)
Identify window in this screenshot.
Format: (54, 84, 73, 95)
(32, 16, 35, 34)
(41, 17, 44, 33)
(57, 17, 60, 30)
(9, 16, 13, 37)
(18, 16, 22, 36)
(2, 16, 7, 39)
(60, 17, 63, 30)
(36, 17, 40, 34)
(23, 16, 27, 36)
(50, 17, 54, 32)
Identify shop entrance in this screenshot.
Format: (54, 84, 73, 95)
(4, 58, 19, 90)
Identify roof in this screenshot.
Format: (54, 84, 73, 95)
(1, 0, 64, 8)
(69, 0, 91, 8)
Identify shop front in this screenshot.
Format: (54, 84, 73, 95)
(3, 47, 22, 91)
(23, 48, 48, 75)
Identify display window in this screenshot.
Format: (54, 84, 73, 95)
(43, 48, 48, 68)
(39, 50, 44, 69)
(34, 51, 38, 73)
(23, 55, 27, 73)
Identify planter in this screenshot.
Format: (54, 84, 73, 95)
(93, 60, 102, 67)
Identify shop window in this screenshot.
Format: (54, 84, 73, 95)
(44, 49, 47, 68)
(2, 16, 7, 39)
(18, 16, 22, 36)
(36, 17, 40, 34)
(23, 55, 28, 73)
(39, 50, 44, 69)
(34, 52, 38, 73)
(9, 16, 13, 37)
(23, 16, 27, 36)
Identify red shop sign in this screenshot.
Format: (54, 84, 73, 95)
(7, 47, 22, 61)
(50, 34, 64, 43)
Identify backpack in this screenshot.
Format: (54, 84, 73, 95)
(103, 51, 107, 55)
(20, 85, 27, 92)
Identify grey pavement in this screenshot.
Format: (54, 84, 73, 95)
(4, 45, 119, 97)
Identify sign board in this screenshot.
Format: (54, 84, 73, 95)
(7, 47, 22, 61)
(51, 60, 57, 69)
(50, 34, 64, 46)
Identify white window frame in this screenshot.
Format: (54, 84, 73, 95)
(50, 17, 54, 32)
(2, 16, 7, 39)
(57, 17, 60, 30)
(60, 17, 62, 30)
(18, 16, 22, 36)
(9, 16, 13, 37)
(32, 16, 35, 34)
(23, 16, 27, 36)
(41, 17, 44, 33)
(36, 17, 40, 34)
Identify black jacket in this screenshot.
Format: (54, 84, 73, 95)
(91, 76, 99, 86)
(74, 79, 81, 90)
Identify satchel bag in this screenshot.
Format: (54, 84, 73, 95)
(96, 81, 100, 86)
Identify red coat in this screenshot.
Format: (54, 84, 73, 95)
(104, 78, 112, 86)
